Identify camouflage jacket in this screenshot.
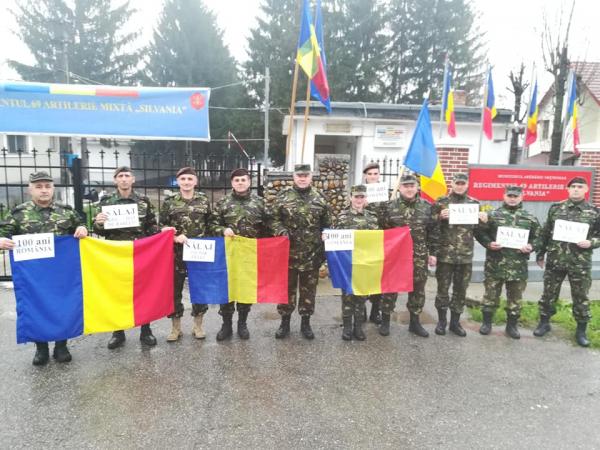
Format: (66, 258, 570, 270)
(93, 191, 158, 241)
(535, 199, 600, 269)
(475, 203, 540, 281)
(212, 191, 269, 238)
(160, 191, 214, 238)
(335, 207, 379, 230)
(432, 192, 481, 264)
(381, 195, 440, 262)
(0, 201, 83, 237)
(270, 186, 332, 270)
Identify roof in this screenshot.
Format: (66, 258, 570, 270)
(539, 61, 600, 109)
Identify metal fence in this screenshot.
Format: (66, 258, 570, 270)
(365, 157, 404, 190)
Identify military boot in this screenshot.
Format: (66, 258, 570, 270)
(166, 317, 183, 342)
(216, 314, 233, 341)
(479, 311, 493, 335)
(505, 316, 520, 339)
(342, 316, 353, 341)
(139, 324, 157, 346)
(192, 313, 206, 339)
(408, 312, 429, 337)
(32, 342, 49, 366)
(300, 315, 315, 340)
(379, 313, 391, 336)
(533, 316, 551, 337)
(369, 300, 382, 325)
(575, 322, 590, 347)
(275, 315, 291, 339)
(107, 330, 126, 349)
(237, 310, 250, 340)
(434, 308, 447, 335)
(449, 311, 467, 337)
(353, 313, 366, 341)
(53, 340, 72, 363)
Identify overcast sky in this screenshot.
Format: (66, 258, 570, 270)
(0, 0, 598, 108)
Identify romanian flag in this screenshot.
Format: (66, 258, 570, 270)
(442, 65, 456, 137)
(525, 80, 538, 146)
(10, 231, 174, 344)
(309, 0, 331, 112)
(403, 99, 447, 202)
(566, 72, 581, 156)
(483, 69, 497, 140)
(186, 236, 289, 304)
(326, 227, 413, 295)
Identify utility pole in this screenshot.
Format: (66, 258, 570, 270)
(263, 67, 270, 169)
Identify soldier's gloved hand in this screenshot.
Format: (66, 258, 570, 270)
(519, 244, 533, 254)
(577, 240, 592, 249)
(0, 238, 16, 250)
(224, 228, 235, 237)
(73, 226, 88, 239)
(174, 234, 188, 244)
(489, 242, 502, 250)
(94, 212, 108, 224)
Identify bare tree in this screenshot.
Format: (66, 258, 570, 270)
(507, 63, 529, 164)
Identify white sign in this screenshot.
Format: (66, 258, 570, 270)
(102, 204, 140, 229)
(496, 226, 530, 250)
(374, 124, 406, 148)
(12, 233, 55, 262)
(552, 219, 590, 244)
(323, 229, 355, 251)
(183, 239, 216, 262)
(448, 204, 479, 225)
(366, 183, 389, 203)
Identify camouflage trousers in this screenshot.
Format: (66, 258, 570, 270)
(366, 294, 381, 305)
(219, 302, 251, 316)
(341, 294, 367, 319)
(407, 268, 429, 314)
(539, 263, 592, 322)
(169, 266, 208, 319)
(482, 278, 527, 318)
(435, 262, 472, 314)
(380, 293, 398, 314)
(277, 268, 319, 317)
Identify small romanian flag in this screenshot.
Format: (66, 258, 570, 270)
(525, 80, 538, 146)
(442, 65, 456, 137)
(326, 227, 414, 296)
(186, 236, 289, 304)
(483, 68, 497, 140)
(10, 231, 174, 344)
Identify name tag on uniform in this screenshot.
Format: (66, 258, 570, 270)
(366, 183, 389, 203)
(552, 219, 589, 244)
(448, 203, 479, 225)
(12, 233, 55, 261)
(323, 229, 354, 251)
(102, 204, 140, 229)
(496, 226, 529, 249)
(183, 239, 216, 262)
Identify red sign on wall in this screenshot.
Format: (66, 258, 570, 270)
(468, 167, 593, 201)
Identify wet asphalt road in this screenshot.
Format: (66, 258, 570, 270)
(1, 281, 600, 449)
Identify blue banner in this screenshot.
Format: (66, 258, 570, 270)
(0, 82, 210, 141)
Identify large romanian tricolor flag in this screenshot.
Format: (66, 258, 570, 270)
(326, 227, 413, 295)
(483, 68, 497, 140)
(566, 71, 581, 157)
(404, 99, 448, 202)
(186, 236, 289, 304)
(10, 231, 174, 344)
(525, 80, 539, 146)
(309, 0, 331, 112)
(442, 64, 457, 137)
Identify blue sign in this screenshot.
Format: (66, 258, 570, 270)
(0, 82, 211, 141)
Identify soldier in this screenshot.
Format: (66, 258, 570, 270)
(431, 172, 487, 337)
(0, 171, 88, 366)
(381, 174, 439, 337)
(93, 166, 160, 349)
(212, 168, 270, 341)
(475, 186, 540, 339)
(270, 164, 332, 339)
(362, 161, 385, 324)
(534, 177, 600, 347)
(333, 184, 379, 340)
(160, 167, 213, 342)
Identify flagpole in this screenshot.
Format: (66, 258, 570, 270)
(300, 78, 311, 163)
(477, 67, 489, 164)
(285, 60, 300, 165)
(522, 63, 536, 162)
(558, 69, 574, 166)
(439, 55, 449, 139)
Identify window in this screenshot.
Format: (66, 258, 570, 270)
(541, 120, 550, 140)
(6, 135, 29, 154)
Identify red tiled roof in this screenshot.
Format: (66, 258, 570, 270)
(572, 61, 600, 105)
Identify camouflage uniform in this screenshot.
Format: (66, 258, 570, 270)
(271, 185, 332, 317)
(212, 190, 269, 315)
(0, 201, 82, 237)
(159, 191, 214, 318)
(93, 191, 159, 240)
(536, 199, 600, 322)
(382, 193, 440, 314)
(364, 186, 388, 314)
(475, 202, 540, 318)
(432, 192, 480, 314)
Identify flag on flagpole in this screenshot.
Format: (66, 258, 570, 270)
(309, 0, 331, 112)
(403, 99, 448, 202)
(565, 72, 581, 156)
(525, 80, 539, 146)
(442, 65, 456, 137)
(483, 69, 497, 140)
(296, 0, 319, 78)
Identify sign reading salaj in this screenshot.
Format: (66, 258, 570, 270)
(468, 166, 593, 202)
(0, 81, 210, 141)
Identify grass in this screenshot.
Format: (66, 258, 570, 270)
(468, 300, 600, 348)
